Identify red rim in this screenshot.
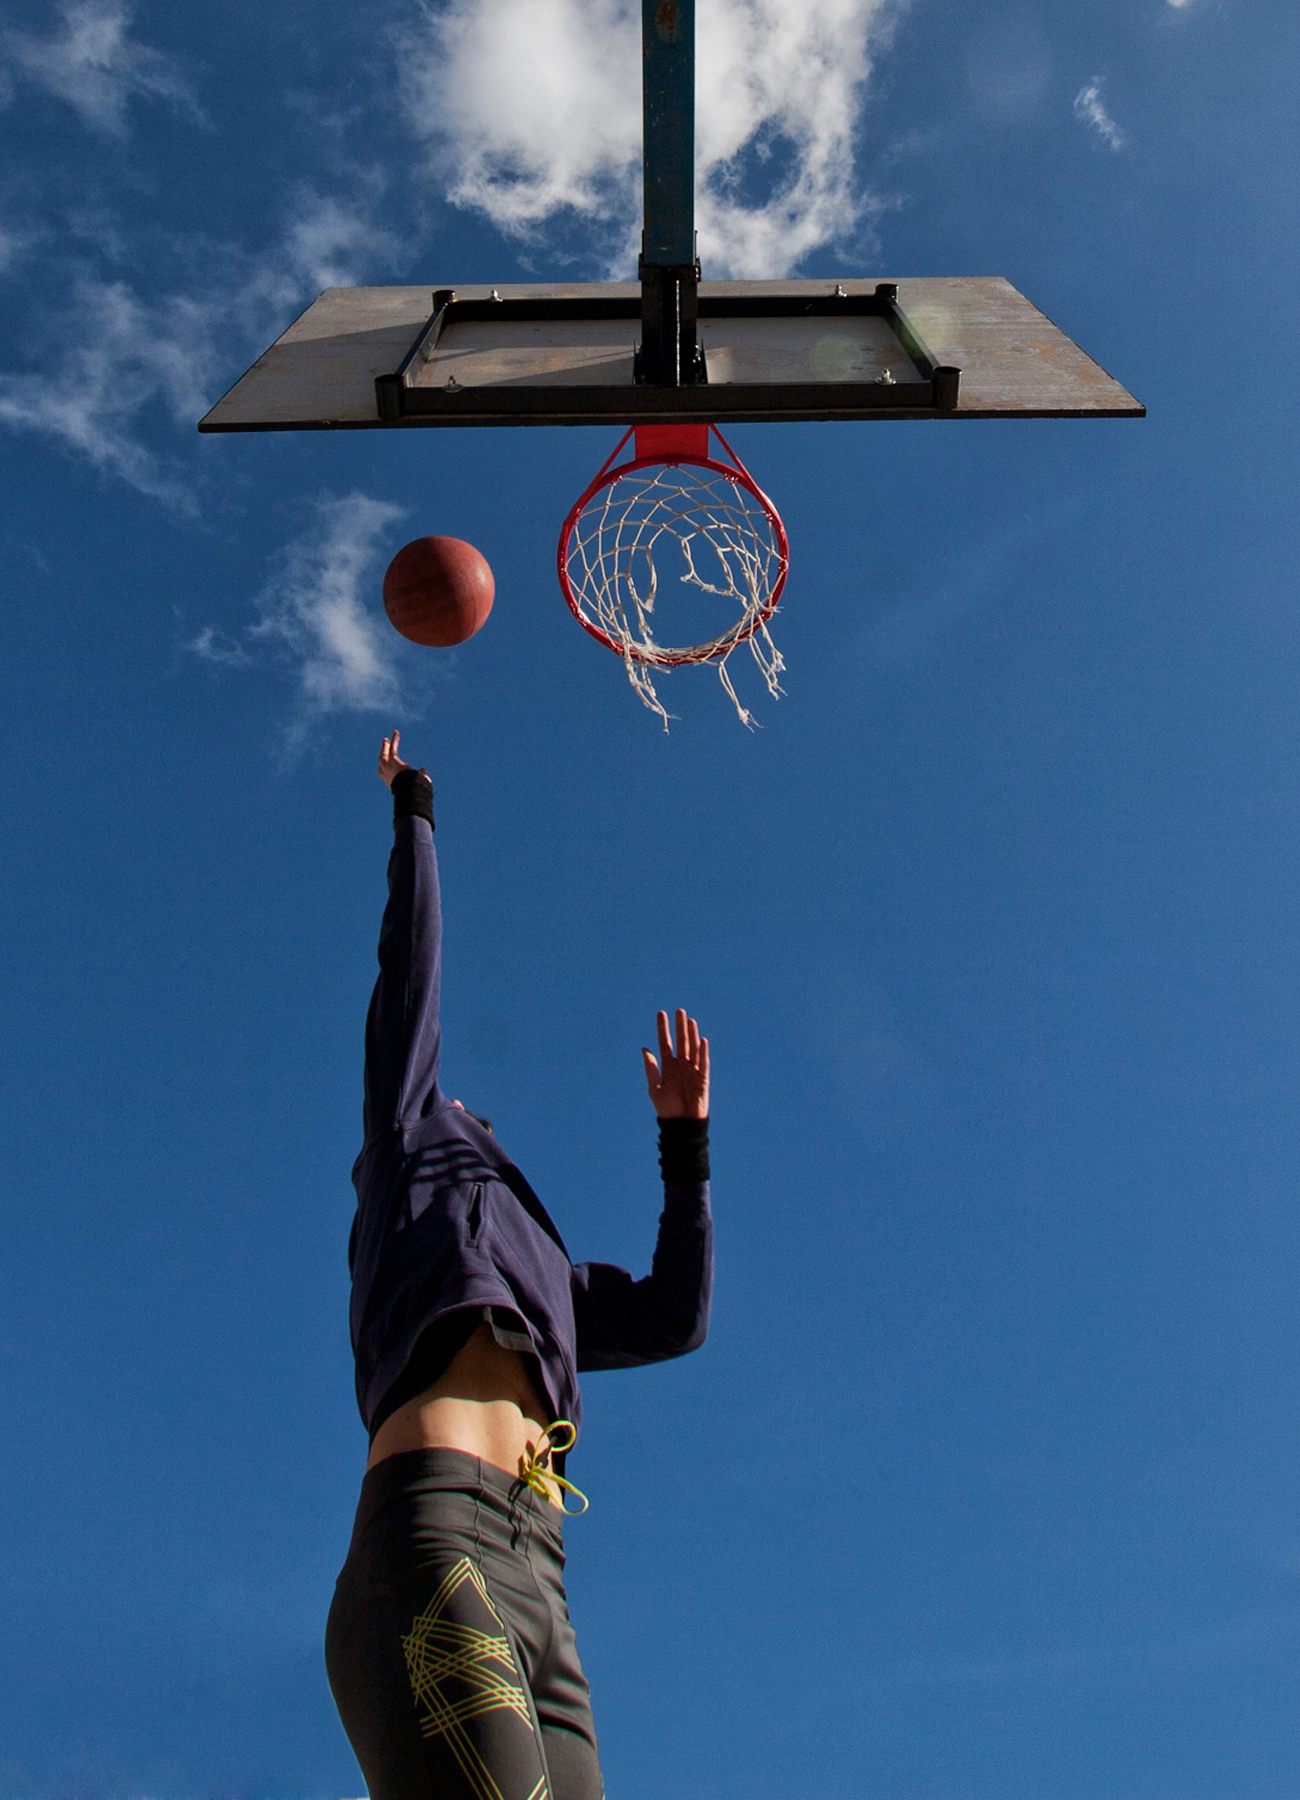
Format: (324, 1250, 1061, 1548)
(557, 427, 790, 666)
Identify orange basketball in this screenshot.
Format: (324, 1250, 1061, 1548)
(382, 536, 495, 647)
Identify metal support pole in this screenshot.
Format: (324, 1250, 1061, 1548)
(636, 0, 705, 386)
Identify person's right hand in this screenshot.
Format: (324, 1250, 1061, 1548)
(642, 1009, 710, 1119)
(378, 730, 414, 788)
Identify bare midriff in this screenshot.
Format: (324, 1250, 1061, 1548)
(366, 1322, 561, 1506)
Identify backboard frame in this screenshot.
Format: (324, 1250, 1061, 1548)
(374, 281, 959, 426)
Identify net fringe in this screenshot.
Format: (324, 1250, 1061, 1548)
(564, 461, 786, 730)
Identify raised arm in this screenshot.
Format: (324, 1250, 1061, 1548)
(572, 1011, 713, 1369)
(362, 732, 444, 1142)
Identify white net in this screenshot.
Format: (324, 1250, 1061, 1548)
(561, 458, 787, 730)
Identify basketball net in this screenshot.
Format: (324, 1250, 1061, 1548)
(557, 425, 789, 730)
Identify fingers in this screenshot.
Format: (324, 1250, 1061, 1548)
(653, 1009, 708, 1068)
(642, 1048, 661, 1092)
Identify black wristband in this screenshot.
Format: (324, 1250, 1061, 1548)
(391, 768, 434, 829)
(658, 1116, 710, 1184)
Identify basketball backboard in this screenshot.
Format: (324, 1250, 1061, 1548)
(198, 276, 1142, 433)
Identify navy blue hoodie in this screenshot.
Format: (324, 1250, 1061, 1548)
(347, 799, 713, 1437)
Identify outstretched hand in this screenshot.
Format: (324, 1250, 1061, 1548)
(642, 1009, 710, 1119)
(378, 730, 416, 788)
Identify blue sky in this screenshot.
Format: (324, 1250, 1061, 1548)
(2, 0, 1299, 1795)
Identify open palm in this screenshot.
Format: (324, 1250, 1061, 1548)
(642, 1009, 709, 1119)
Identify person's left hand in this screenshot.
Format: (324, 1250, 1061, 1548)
(642, 1009, 710, 1119)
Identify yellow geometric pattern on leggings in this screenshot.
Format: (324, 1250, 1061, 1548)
(402, 1557, 548, 1800)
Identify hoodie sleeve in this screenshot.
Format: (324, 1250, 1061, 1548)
(361, 772, 443, 1142)
(571, 1120, 713, 1369)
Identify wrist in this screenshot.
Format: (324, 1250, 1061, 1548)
(658, 1116, 709, 1183)
(391, 767, 434, 828)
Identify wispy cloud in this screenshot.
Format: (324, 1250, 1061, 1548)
(279, 184, 396, 291)
(0, 221, 39, 275)
(0, 188, 394, 506)
(399, 0, 903, 278)
(1074, 79, 1125, 151)
(0, 277, 217, 509)
(2, 0, 199, 137)
(193, 494, 407, 753)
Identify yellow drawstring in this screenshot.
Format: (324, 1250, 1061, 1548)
(519, 1420, 589, 1515)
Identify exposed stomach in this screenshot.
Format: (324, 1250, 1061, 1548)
(366, 1322, 561, 1505)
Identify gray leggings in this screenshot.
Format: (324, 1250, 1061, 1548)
(326, 1449, 604, 1800)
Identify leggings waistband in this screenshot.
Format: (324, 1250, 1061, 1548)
(351, 1446, 565, 1549)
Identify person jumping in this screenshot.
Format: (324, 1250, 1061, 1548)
(325, 732, 714, 1800)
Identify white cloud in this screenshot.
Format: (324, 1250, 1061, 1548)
(197, 494, 406, 751)
(0, 189, 394, 506)
(399, 0, 902, 277)
(1074, 80, 1125, 151)
(2, 0, 199, 137)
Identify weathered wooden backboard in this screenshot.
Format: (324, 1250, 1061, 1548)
(198, 277, 1143, 432)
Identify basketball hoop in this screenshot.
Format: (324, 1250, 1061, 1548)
(557, 424, 789, 729)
